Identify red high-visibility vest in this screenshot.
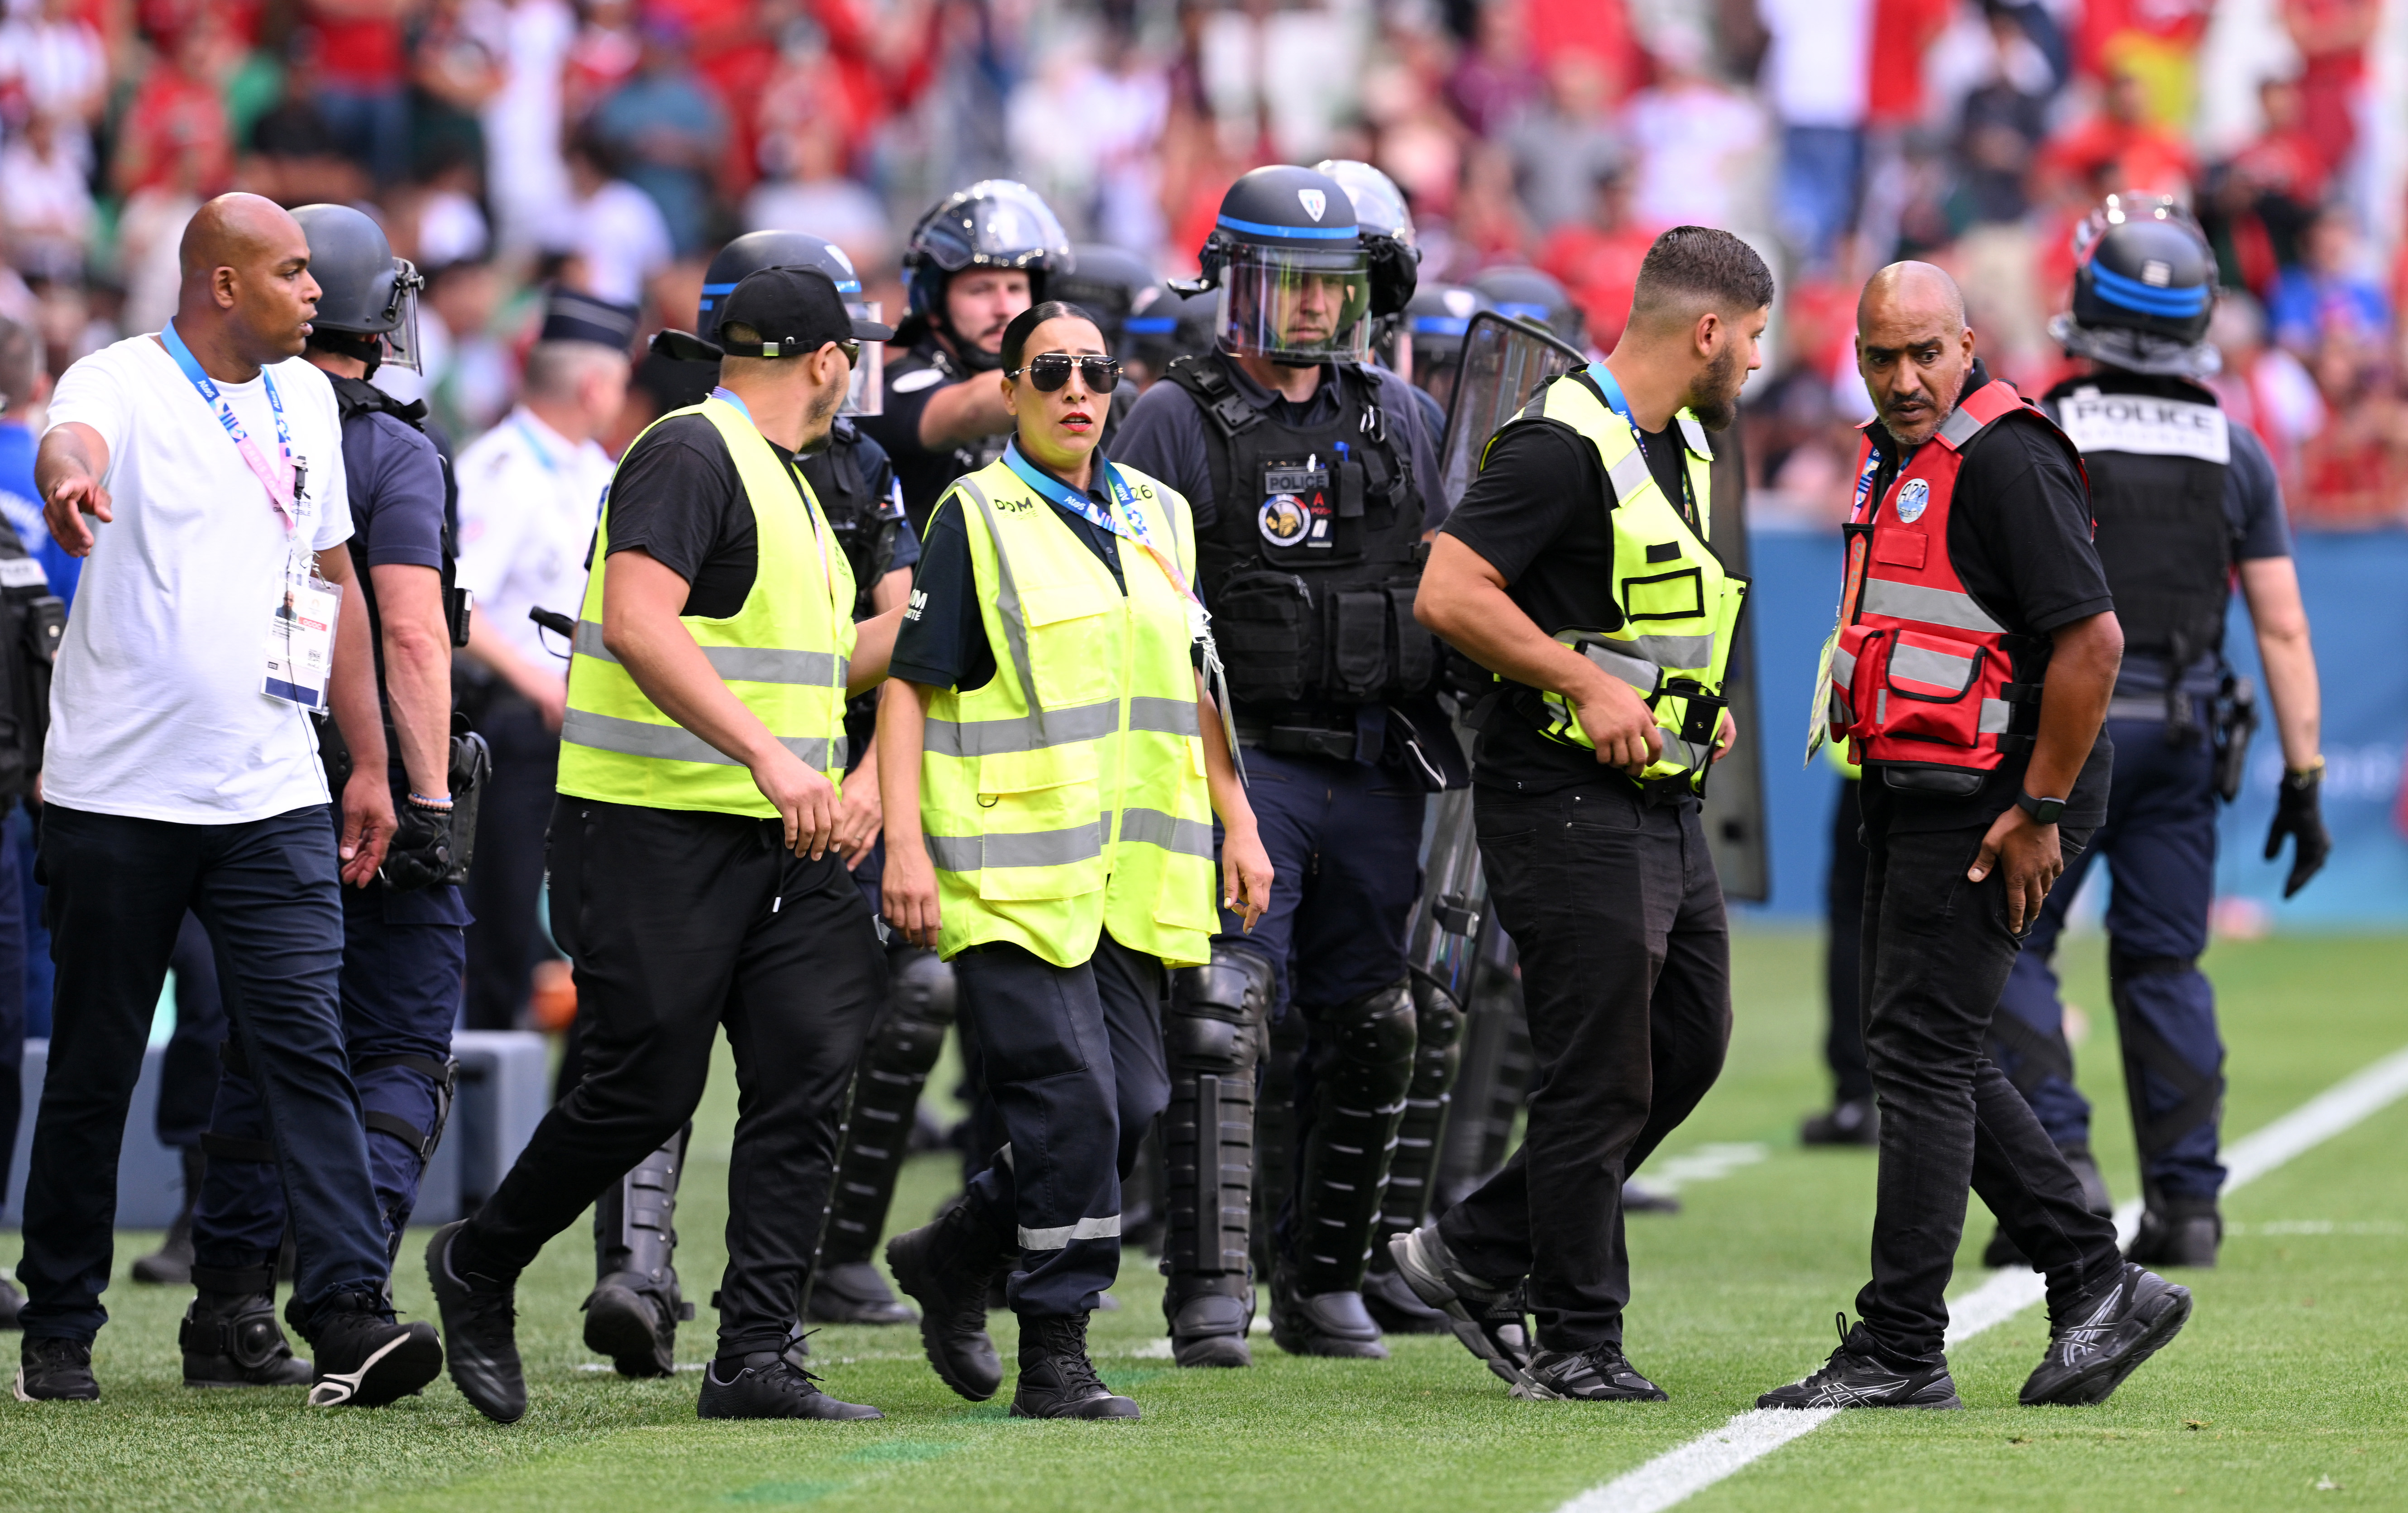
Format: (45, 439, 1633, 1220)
(1826, 378, 2088, 774)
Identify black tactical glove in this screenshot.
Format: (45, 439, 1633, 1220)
(382, 796, 455, 893)
(2264, 762, 2331, 899)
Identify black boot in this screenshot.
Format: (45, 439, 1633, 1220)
(1800, 1098, 1879, 1147)
(697, 1350, 883, 1420)
(1269, 1260, 1388, 1360)
(133, 1146, 206, 1285)
(1011, 1313, 1137, 1420)
(804, 1260, 916, 1325)
(885, 1202, 1006, 1401)
(584, 1129, 693, 1377)
(1163, 1273, 1254, 1367)
(181, 1266, 313, 1388)
(301, 1288, 443, 1409)
(2129, 1196, 2221, 1269)
(1360, 1258, 1448, 1334)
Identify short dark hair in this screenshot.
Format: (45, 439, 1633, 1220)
(1000, 300, 1101, 374)
(1628, 227, 1775, 330)
(0, 317, 41, 415)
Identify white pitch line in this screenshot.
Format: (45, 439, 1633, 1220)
(1555, 1043, 2408, 1513)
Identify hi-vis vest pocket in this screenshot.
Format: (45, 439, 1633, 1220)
(1621, 566, 1705, 622)
(1875, 630, 2009, 750)
(971, 747, 1105, 902)
(1019, 579, 1120, 709)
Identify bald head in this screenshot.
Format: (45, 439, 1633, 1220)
(173, 193, 321, 375)
(1856, 261, 1977, 447)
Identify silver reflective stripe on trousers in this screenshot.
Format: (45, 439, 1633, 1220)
(924, 818, 1105, 874)
(574, 620, 845, 687)
(1861, 577, 2006, 635)
(1979, 698, 2012, 734)
(1118, 806, 1215, 859)
(1019, 1214, 1121, 1251)
(1889, 640, 1976, 693)
(563, 708, 844, 771)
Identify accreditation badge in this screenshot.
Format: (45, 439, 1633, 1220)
(263, 572, 342, 710)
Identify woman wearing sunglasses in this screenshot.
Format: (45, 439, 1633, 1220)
(876, 300, 1273, 1420)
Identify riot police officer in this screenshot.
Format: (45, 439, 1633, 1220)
(1470, 265, 1589, 353)
(177, 202, 474, 1388)
(1115, 164, 1454, 1367)
(857, 181, 1073, 531)
(1403, 283, 1497, 416)
(1985, 198, 2328, 1270)
(1051, 243, 1170, 363)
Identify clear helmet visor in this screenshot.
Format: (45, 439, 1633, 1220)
(930, 181, 1074, 273)
(1216, 245, 1372, 364)
(843, 300, 884, 416)
(377, 259, 427, 375)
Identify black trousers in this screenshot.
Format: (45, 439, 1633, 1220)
(1824, 777, 1872, 1105)
(956, 931, 1169, 1318)
(461, 695, 556, 1030)
(1852, 804, 2125, 1365)
(462, 799, 884, 1356)
(1439, 783, 1732, 1350)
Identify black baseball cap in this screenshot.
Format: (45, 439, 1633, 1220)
(712, 265, 894, 355)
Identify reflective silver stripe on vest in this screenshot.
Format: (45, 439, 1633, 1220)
(1580, 641, 1660, 694)
(1604, 446, 1653, 504)
(1634, 632, 1714, 669)
(924, 818, 1105, 873)
(1937, 402, 1991, 448)
(957, 476, 1087, 748)
(1979, 698, 2012, 734)
(924, 699, 1118, 758)
(1675, 414, 1714, 460)
(562, 708, 843, 772)
(1019, 1214, 1120, 1251)
(574, 620, 845, 687)
(1128, 695, 1201, 737)
(1118, 806, 1214, 859)
(1861, 578, 2005, 635)
(1831, 645, 1857, 686)
(1889, 640, 1976, 693)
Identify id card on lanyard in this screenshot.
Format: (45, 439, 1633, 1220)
(161, 321, 338, 710)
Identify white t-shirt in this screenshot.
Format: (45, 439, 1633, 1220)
(453, 406, 612, 670)
(42, 335, 352, 823)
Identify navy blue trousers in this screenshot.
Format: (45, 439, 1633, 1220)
(0, 798, 21, 1209)
(194, 863, 467, 1272)
(1992, 717, 2226, 1201)
(18, 804, 389, 1341)
(957, 931, 1169, 1318)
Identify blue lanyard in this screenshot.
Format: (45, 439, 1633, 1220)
(1001, 439, 1150, 550)
(1586, 360, 1696, 518)
(512, 412, 560, 473)
(161, 319, 297, 527)
(711, 386, 752, 424)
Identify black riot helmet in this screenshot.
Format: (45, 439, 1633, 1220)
(1404, 283, 1496, 408)
(1187, 164, 1374, 366)
(291, 202, 424, 374)
(1050, 242, 1167, 353)
(1470, 264, 1585, 350)
(650, 228, 885, 413)
(2053, 194, 2220, 377)
(1126, 287, 1220, 383)
(1314, 158, 1420, 320)
(901, 180, 1072, 369)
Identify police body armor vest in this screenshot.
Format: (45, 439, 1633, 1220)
(918, 456, 1217, 970)
(1162, 354, 1439, 719)
(1500, 368, 1747, 790)
(2047, 376, 2233, 669)
(559, 396, 857, 815)
(1825, 378, 2085, 775)
(802, 417, 906, 622)
(0, 520, 62, 804)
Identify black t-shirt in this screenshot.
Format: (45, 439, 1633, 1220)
(1437, 368, 1702, 795)
(1854, 364, 2116, 833)
(889, 458, 1126, 693)
(600, 412, 770, 616)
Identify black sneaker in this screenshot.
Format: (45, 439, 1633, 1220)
(806, 1261, 916, 1325)
(1163, 1278, 1253, 1368)
(1268, 1264, 1388, 1360)
(1010, 1314, 1138, 1420)
(0, 1274, 22, 1330)
(14, 1337, 98, 1401)
(1513, 1342, 1669, 1402)
(1758, 1315, 1963, 1410)
(302, 1291, 441, 1408)
(885, 1216, 1003, 1402)
(583, 1274, 682, 1379)
(2129, 1200, 2221, 1269)
(181, 1286, 314, 1388)
(1388, 1224, 1532, 1387)
(1621, 1181, 1681, 1215)
(2020, 1263, 2193, 1407)
(425, 1220, 525, 1423)
(697, 1351, 883, 1420)
(1800, 1099, 1879, 1147)
(1359, 1262, 1448, 1335)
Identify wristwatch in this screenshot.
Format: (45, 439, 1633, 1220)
(2016, 790, 2066, 826)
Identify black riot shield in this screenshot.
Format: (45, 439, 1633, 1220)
(1436, 312, 1588, 510)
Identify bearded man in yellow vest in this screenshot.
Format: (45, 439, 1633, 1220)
(424, 267, 905, 1425)
(876, 302, 1273, 1421)
(1400, 228, 1768, 1403)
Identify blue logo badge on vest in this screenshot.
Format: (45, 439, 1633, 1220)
(1259, 493, 1310, 546)
(1894, 478, 1930, 523)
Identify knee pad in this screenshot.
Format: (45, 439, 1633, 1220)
(1324, 978, 1418, 1101)
(1168, 947, 1274, 1067)
(353, 1053, 459, 1163)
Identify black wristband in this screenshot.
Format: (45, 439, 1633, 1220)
(2016, 790, 2065, 826)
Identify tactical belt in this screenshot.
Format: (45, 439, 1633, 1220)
(1233, 716, 1356, 761)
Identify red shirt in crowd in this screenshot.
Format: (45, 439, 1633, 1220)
(1863, 0, 1953, 129)
(1537, 220, 1652, 352)
(301, 0, 407, 91)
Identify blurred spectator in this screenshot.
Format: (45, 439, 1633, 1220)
(2283, 0, 2376, 183)
(565, 0, 642, 122)
(2211, 76, 2327, 292)
(398, 146, 493, 270)
(2036, 66, 2195, 206)
(1506, 48, 1624, 235)
(1447, 0, 1543, 139)
(2207, 287, 2326, 493)
(553, 130, 673, 306)
(591, 14, 728, 256)
(1757, 0, 1868, 268)
(418, 258, 517, 438)
(1622, 31, 1767, 236)
(2269, 208, 2392, 357)
(1010, 14, 1168, 257)
(408, 0, 506, 182)
(300, 0, 414, 186)
(2075, 0, 2212, 132)
(1, 112, 94, 283)
(2295, 332, 2408, 527)
(115, 180, 198, 338)
(238, 99, 368, 210)
(0, 0, 109, 171)
(483, 0, 577, 254)
(1946, 7, 2057, 380)
(1538, 161, 1650, 353)
(113, 12, 235, 199)
(746, 113, 886, 266)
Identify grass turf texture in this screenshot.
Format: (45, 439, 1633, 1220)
(6, 930, 2406, 1513)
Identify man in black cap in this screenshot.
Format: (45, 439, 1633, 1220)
(452, 288, 632, 1033)
(426, 267, 908, 1425)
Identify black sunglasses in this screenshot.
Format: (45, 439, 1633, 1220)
(1011, 353, 1123, 393)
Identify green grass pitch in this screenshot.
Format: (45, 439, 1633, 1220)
(5, 929, 2406, 1512)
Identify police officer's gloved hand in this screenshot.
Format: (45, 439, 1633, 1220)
(383, 796, 455, 892)
(2265, 762, 2331, 899)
